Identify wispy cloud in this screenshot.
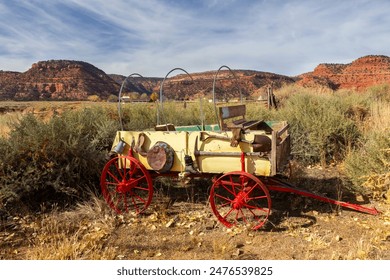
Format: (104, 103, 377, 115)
(1, 0, 390, 77)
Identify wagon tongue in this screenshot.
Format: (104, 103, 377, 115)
(266, 178, 380, 216)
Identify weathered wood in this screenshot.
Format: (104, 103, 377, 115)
(218, 104, 262, 131)
(218, 105, 246, 130)
(271, 130, 277, 176)
(277, 123, 289, 138)
(219, 104, 246, 119)
(194, 150, 269, 157)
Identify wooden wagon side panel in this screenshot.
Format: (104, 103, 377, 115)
(187, 131, 272, 176)
(270, 122, 290, 176)
(112, 131, 188, 172)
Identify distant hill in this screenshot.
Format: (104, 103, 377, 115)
(297, 55, 390, 90)
(108, 74, 162, 96)
(1, 55, 390, 101)
(0, 60, 119, 101)
(142, 69, 295, 101)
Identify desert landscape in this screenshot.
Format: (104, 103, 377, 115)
(0, 55, 389, 260)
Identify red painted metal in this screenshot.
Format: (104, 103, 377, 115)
(100, 155, 153, 214)
(240, 152, 245, 172)
(209, 171, 271, 230)
(266, 177, 379, 215)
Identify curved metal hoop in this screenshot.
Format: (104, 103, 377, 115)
(158, 67, 195, 125)
(212, 65, 243, 126)
(118, 73, 154, 130)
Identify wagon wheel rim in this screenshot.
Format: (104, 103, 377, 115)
(100, 156, 153, 214)
(209, 171, 271, 230)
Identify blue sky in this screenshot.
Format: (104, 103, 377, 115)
(1, 0, 390, 77)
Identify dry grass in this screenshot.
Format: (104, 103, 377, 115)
(25, 195, 120, 260)
(366, 101, 390, 133)
(2, 193, 390, 260)
(0, 111, 22, 136)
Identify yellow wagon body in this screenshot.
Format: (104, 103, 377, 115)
(110, 118, 290, 177)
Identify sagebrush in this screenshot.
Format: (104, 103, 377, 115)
(0, 107, 118, 213)
(1, 84, 389, 213)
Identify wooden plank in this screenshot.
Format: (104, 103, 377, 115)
(218, 104, 247, 130)
(271, 130, 277, 176)
(218, 104, 246, 119)
(276, 123, 289, 138)
(194, 150, 268, 157)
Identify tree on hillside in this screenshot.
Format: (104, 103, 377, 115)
(140, 93, 148, 101)
(150, 92, 159, 102)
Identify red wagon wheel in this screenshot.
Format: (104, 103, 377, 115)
(209, 171, 271, 230)
(100, 156, 153, 214)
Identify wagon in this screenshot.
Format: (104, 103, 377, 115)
(100, 67, 378, 230)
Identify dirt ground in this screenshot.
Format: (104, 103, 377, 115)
(1, 166, 389, 260)
(0, 102, 389, 260)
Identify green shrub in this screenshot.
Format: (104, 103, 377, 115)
(0, 107, 118, 213)
(365, 83, 390, 102)
(120, 103, 157, 130)
(344, 131, 390, 197)
(273, 92, 363, 166)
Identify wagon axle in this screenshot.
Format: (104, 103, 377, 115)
(231, 190, 249, 210)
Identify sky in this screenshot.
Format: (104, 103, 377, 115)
(1, 0, 390, 77)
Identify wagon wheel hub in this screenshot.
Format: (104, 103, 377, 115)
(231, 191, 247, 209)
(116, 180, 136, 194)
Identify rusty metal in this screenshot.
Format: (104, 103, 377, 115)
(146, 141, 174, 173)
(134, 133, 148, 156)
(240, 152, 245, 172)
(200, 131, 252, 145)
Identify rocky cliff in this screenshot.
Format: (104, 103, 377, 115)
(0, 60, 120, 100)
(297, 55, 390, 90)
(155, 70, 295, 100)
(1, 55, 390, 101)
(0, 60, 294, 101)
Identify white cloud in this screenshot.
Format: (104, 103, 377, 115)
(1, 0, 390, 76)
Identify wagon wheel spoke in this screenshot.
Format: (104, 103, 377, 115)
(133, 185, 151, 191)
(243, 207, 267, 225)
(123, 194, 128, 212)
(223, 208, 235, 220)
(215, 193, 234, 203)
(128, 175, 146, 186)
(210, 171, 271, 230)
(246, 194, 268, 201)
(106, 170, 122, 184)
(238, 209, 248, 224)
(112, 193, 124, 213)
(241, 202, 269, 211)
(101, 156, 153, 214)
(126, 162, 140, 180)
(131, 196, 140, 213)
(112, 160, 121, 178)
(218, 179, 240, 196)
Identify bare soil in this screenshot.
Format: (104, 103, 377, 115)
(1, 166, 389, 260)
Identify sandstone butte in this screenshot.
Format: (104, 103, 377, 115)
(297, 55, 390, 91)
(0, 55, 389, 101)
